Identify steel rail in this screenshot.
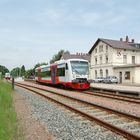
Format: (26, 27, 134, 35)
(82, 91, 140, 104)
(25, 79, 140, 100)
(23, 80, 140, 103)
(15, 82, 140, 122)
(23, 80, 140, 104)
(15, 83, 140, 140)
(88, 89, 140, 100)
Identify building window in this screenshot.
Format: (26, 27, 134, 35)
(106, 55, 108, 64)
(106, 45, 108, 52)
(100, 69, 103, 77)
(100, 56, 102, 64)
(95, 70, 97, 78)
(125, 71, 130, 80)
(95, 57, 97, 65)
(123, 55, 127, 64)
(99, 45, 103, 52)
(95, 48, 97, 53)
(117, 50, 122, 56)
(132, 56, 135, 64)
(106, 69, 108, 77)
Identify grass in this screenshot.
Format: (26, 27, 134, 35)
(0, 80, 24, 140)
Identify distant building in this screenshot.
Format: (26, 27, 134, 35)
(89, 36, 140, 84)
(60, 52, 90, 63)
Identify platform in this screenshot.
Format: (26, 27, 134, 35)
(90, 83, 140, 97)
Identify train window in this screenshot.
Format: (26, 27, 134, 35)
(41, 71, 46, 77)
(70, 61, 89, 75)
(46, 71, 51, 77)
(57, 67, 65, 76)
(40, 71, 51, 77)
(66, 63, 68, 70)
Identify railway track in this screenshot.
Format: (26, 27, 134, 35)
(15, 82, 140, 140)
(25, 80, 140, 104)
(82, 90, 140, 105)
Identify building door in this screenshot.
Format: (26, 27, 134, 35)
(119, 72, 122, 83)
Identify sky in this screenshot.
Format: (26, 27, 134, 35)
(0, 0, 140, 70)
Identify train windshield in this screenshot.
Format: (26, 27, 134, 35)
(70, 61, 89, 75)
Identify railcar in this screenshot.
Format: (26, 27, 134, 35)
(35, 59, 90, 90)
(5, 73, 11, 80)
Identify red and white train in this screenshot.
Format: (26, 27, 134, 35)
(35, 59, 90, 90)
(5, 72, 11, 80)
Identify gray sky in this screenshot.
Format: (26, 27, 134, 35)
(0, 0, 140, 70)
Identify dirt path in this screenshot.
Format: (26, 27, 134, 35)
(13, 91, 54, 140)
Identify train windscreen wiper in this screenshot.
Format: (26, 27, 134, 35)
(71, 66, 82, 75)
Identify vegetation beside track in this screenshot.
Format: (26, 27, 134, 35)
(0, 80, 24, 140)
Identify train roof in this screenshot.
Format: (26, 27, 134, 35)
(55, 58, 88, 64)
(35, 65, 48, 70)
(35, 59, 88, 70)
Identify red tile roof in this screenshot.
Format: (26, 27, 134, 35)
(61, 53, 90, 62)
(89, 38, 140, 54)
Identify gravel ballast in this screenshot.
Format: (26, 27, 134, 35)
(15, 86, 125, 140)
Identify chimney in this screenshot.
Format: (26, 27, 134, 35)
(120, 38, 123, 41)
(126, 36, 129, 43)
(131, 39, 135, 43)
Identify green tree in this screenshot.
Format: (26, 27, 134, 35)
(50, 50, 70, 64)
(0, 65, 9, 76)
(20, 65, 26, 77)
(10, 67, 20, 78)
(25, 69, 34, 79)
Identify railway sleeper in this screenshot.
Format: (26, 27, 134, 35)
(115, 121, 138, 127)
(98, 114, 117, 119)
(91, 111, 107, 116)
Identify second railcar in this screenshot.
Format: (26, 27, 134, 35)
(5, 73, 11, 80)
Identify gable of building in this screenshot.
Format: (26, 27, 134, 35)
(89, 38, 140, 54)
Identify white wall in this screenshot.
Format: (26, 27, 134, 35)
(90, 40, 140, 83)
(114, 68, 134, 84)
(134, 67, 140, 83)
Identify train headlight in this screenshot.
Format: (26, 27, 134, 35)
(72, 72, 76, 78)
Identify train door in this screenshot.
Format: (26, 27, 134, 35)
(119, 72, 122, 83)
(51, 66, 57, 84)
(38, 69, 41, 81)
(65, 63, 69, 82)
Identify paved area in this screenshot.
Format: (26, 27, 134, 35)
(90, 83, 140, 96)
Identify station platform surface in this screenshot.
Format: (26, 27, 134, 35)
(90, 83, 140, 96)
